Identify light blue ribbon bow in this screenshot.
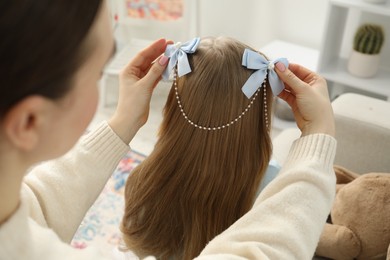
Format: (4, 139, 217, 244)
(162, 37, 201, 81)
(241, 49, 289, 99)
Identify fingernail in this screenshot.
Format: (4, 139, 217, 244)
(158, 55, 169, 66)
(276, 62, 286, 72)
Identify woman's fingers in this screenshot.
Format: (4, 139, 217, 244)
(275, 63, 308, 94)
(287, 63, 314, 82)
(138, 55, 169, 90)
(122, 38, 168, 78)
(277, 89, 296, 109)
(275, 62, 335, 136)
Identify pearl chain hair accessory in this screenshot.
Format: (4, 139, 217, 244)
(162, 38, 288, 131)
(173, 69, 269, 131)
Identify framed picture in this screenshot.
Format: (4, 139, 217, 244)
(110, 0, 198, 41)
(125, 0, 184, 21)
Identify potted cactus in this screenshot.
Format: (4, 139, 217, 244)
(347, 23, 385, 78)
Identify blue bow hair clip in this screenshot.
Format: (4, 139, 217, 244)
(162, 37, 201, 81)
(241, 49, 289, 99)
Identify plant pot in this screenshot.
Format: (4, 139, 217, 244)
(347, 50, 380, 78)
(363, 0, 387, 4)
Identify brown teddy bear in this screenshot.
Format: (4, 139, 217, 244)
(315, 165, 390, 260)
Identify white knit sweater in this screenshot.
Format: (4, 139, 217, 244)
(0, 122, 336, 260)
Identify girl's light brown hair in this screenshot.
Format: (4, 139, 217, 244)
(121, 36, 273, 260)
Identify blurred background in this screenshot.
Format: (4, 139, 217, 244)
(92, 0, 390, 155)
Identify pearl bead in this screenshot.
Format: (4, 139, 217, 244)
(175, 42, 182, 49)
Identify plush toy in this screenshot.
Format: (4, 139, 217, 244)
(315, 165, 390, 260)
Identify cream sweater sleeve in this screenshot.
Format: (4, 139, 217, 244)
(21, 122, 130, 243)
(196, 134, 337, 260)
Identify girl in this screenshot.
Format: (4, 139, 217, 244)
(121, 37, 336, 260)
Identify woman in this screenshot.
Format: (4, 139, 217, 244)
(0, 0, 167, 258)
(0, 0, 336, 259)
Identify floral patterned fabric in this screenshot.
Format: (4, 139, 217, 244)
(70, 149, 281, 259)
(71, 150, 146, 259)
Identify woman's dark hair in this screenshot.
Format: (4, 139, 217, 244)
(0, 0, 102, 117)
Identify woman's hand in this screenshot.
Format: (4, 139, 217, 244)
(108, 38, 170, 144)
(275, 63, 335, 137)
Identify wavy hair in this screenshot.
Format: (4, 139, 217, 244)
(121, 36, 273, 260)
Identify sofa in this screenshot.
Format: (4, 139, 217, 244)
(272, 93, 390, 174)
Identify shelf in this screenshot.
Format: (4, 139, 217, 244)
(320, 58, 390, 98)
(331, 0, 390, 16)
(318, 0, 390, 101)
(104, 38, 153, 75)
(260, 40, 319, 72)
